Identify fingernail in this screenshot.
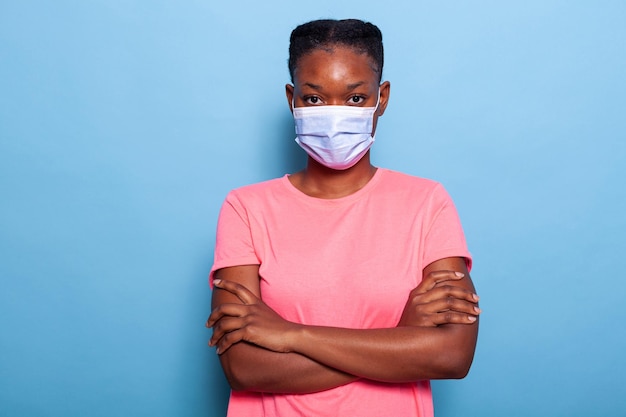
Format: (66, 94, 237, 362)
(213, 279, 222, 285)
(473, 294, 480, 301)
(215, 347, 221, 355)
(455, 272, 465, 278)
(474, 306, 482, 314)
(468, 316, 477, 322)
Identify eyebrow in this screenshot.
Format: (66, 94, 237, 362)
(346, 81, 366, 91)
(303, 82, 324, 91)
(302, 81, 367, 91)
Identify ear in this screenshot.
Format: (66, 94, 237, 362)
(285, 84, 295, 113)
(377, 81, 391, 116)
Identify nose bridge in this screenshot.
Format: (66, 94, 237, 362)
(326, 98, 344, 106)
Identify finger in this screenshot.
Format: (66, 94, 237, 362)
(212, 278, 259, 304)
(215, 328, 246, 355)
(206, 303, 250, 327)
(415, 270, 465, 293)
(411, 285, 479, 305)
(430, 311, 479, 326)
(422, 297, 482, 316)
(209, 316, 246, 347)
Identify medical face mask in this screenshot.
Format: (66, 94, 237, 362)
(293, 96, 379, 170)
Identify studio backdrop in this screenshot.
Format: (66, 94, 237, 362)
(1, 1, 625, 416)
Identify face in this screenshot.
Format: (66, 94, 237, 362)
(286, 46, 390, 135)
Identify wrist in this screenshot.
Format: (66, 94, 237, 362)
(287, 323, 309, 354)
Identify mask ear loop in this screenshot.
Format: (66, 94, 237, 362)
(374, 86, 381, 113)
(369, 87, 383, 139)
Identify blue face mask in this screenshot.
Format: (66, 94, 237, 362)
(293, 95, 379, 170)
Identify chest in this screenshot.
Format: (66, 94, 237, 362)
(252, 200, 428, 328)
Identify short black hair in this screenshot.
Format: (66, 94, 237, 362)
(288, 19, 384, 82)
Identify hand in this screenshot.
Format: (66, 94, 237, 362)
(206, 279, 301, 355)
(398, 270, 480, 327)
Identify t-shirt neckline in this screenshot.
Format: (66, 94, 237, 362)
(280, 168, 386, 206)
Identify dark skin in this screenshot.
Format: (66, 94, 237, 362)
(285, 46, 389, 199)
(207, 45, 480, 393)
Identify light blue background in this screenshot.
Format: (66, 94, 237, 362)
(1, 1, 625, 416)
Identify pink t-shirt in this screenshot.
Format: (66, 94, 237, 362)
(210, 168, 472, 417)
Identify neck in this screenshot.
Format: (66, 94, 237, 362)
(289, 153, 377, 199)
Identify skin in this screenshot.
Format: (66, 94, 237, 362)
(285, 46, 390, 199)
(207, 45, 480, 393)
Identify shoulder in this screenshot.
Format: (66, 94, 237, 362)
(377, 168, 446, 198)
(221, 176, 291, 213)
(374, 169, 459, 219)
(226, 176, 285, 200)
(379, 168, 438, 186)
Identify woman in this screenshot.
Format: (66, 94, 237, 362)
(207, 19, 480, 417)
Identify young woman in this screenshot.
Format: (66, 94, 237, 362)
(207, 19, 480, 417)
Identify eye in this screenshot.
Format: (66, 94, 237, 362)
(348, 95, 366, 105)
(304, 96, 322, 105)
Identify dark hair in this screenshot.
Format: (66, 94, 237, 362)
(288, 19, 384, 82)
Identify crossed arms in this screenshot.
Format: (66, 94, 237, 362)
(207, 256, 479, 394)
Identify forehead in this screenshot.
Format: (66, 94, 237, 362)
(293, 46, 379, 86)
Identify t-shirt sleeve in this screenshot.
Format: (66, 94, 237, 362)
(421, 183, 472, 271)
(209, 191, 260, 281)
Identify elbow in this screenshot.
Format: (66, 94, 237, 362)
(219, 348, 268, 392)
(224, 370, 245, 392)
(221, 357, 252, 391)
(432, 348, 475, 380)
(427, 324, 478, 380)
(218, 350, 249, 391)
(447, 358, 473, 380)
(227, 378, 247, 392)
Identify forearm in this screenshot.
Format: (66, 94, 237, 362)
(210, 266, 357, 393)
(210, 260, 479, 389)
(292, 322, 478, 383)
(219, 341, 357, 393)
(290, 258, 479, 383)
